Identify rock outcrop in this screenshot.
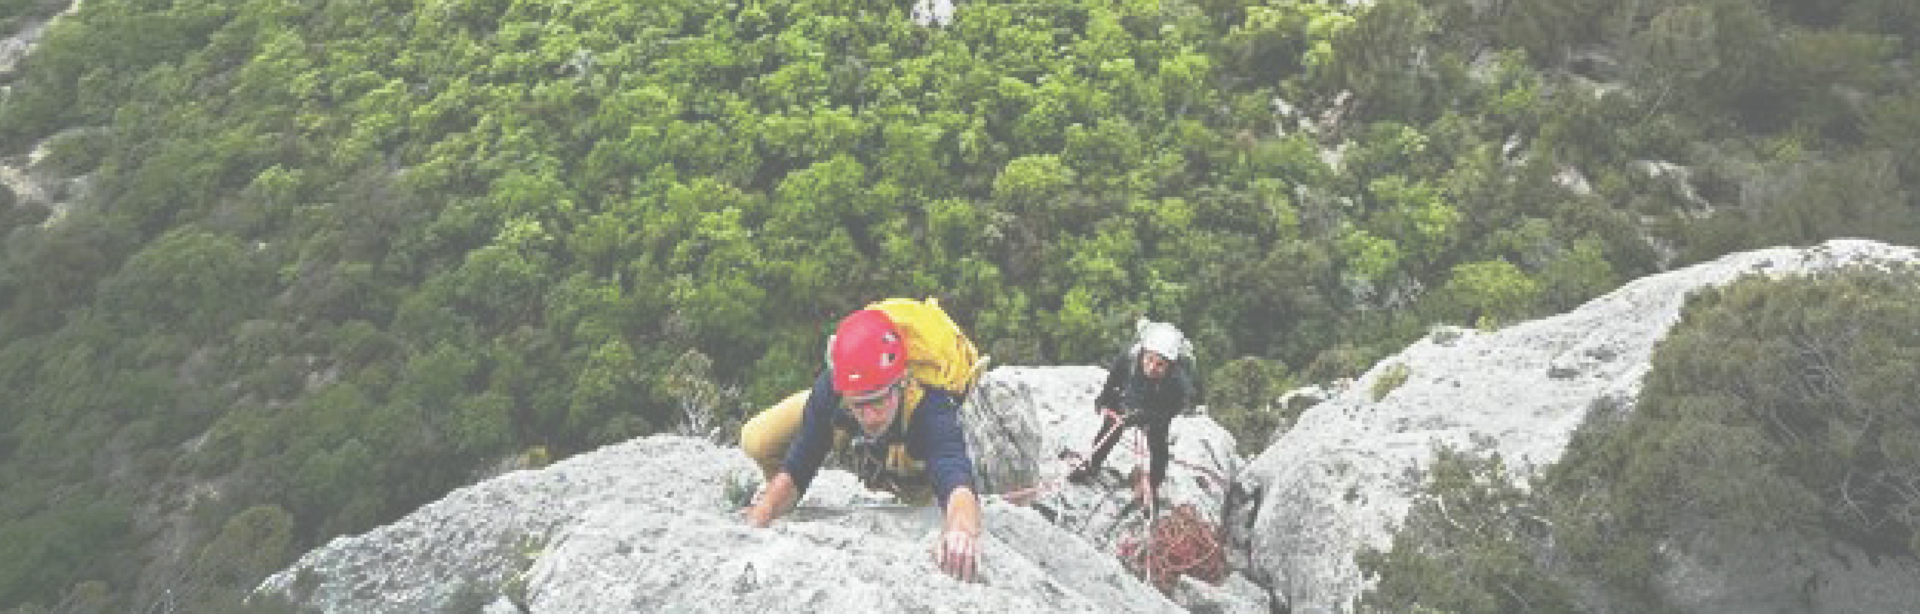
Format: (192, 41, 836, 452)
(257, 366, 1257, 612)
(1229, 238, 1920, 613)
(910, 0, 955, 27)
(256, 240, 1920, 614)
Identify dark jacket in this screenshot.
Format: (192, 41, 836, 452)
(781, 369, 976, 508)
(1091, 348, 1201, 488)
(1094, 348, 1200, 425)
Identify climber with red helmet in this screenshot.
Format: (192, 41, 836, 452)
(742, 300, 984, 582)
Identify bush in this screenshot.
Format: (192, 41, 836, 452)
(1616, 266, 1920, 554)
(1358, 446, 1578, 613)
(1440, 259, 1542, 330)
(1370, 362, 1411, 401)
(195, 505, 294, 587)
(94, 228, 271, 338)
(1207, 356, 1295, 456)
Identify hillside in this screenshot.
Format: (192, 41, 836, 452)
(2, 0, 1918, 610)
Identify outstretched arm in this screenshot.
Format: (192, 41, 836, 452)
(916, 390, 982, 581)
(938, 486, 981, 581)
(747, 371, 840, 528)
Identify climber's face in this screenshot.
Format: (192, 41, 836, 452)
(1140, 350, 1170, 380)
(845, 378, 905, 437)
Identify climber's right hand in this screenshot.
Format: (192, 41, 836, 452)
(744, 503, 774, 528)
(745, 472, 798, 528)
(936, 528, 978, 582)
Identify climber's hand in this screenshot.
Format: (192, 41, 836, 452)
(936, 529, 978, 582)
(745, 472, 798, 528)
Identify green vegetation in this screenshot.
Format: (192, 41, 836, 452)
(501, 531, 546, 611)
(1, 0, 1916, 609)
(1356, 446, 1578, 613)
(1359, 266, 1920, 611)
(1369, 362, 1410, 401)
(1206, 355, 1296, 456)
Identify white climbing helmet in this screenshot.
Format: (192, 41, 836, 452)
(1135, 318, 1189, 362)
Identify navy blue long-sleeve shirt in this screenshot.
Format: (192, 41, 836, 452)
(780, 369, 976, 508)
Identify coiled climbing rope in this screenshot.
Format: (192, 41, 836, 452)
(1118, 502, 1226, 593)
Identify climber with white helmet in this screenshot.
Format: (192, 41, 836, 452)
(742, 299, 985, 582)
(1067, 318, 1202, 508)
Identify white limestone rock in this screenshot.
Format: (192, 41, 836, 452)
(911, 0, 954, 27)
(257, 366, 1245, 613)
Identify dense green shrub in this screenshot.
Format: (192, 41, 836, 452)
(1358, 446, 1579, 613)
(1206, 355, 1295, 455)
(1603, 266, 1920, 554)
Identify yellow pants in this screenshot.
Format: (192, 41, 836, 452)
(740, 389, 813, 480)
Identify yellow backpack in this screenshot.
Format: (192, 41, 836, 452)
(866, 297, 985, 397)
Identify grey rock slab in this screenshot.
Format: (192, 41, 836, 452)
(522, 498, 1178, 613)
(258, 366, 1246, 613)
(254, 436, 763, 612)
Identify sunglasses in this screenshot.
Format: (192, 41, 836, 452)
(845, 379, 905, 413)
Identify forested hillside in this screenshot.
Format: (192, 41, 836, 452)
(1, 0, 1915, 610)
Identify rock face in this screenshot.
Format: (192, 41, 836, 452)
(1229, 239, 1920, 613)
(910, 0, 955, 27)
(257, 366, 1256, 613)
(969, 367, 1243, 523)
(255, 241, 1920, 614)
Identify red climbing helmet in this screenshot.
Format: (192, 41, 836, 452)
(830, 309, 908, 394)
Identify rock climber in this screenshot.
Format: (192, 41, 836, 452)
(1067, 316, 1198, 506)
(741, 299, 990, 583)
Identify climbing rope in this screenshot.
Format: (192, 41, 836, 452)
(992, 405, 1231, 594)
(1117, 503, 1227, 593)
(1084, 408, 1228, 593)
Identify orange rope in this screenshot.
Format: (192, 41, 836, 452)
(999, 409, 1230, 594)
(1116, 503, 1227, 593)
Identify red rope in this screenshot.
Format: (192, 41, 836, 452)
(1117, 503, 1227, 593)
(1082, 412, 1229, 584)
(999, 409, 1230, 594)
